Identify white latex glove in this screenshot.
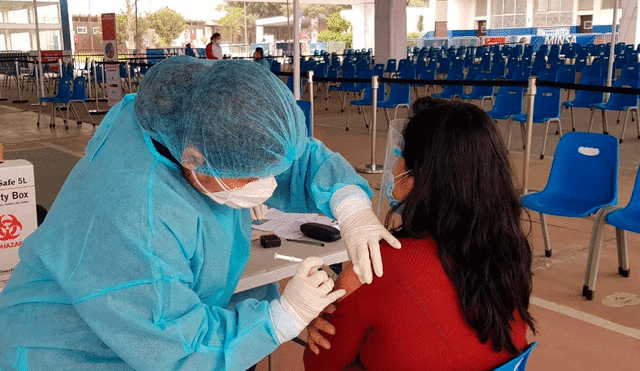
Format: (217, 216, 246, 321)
(250, 204, 268, 221)
(270, 257, 345, 343)
(282, 257, 345, 323)
(331, 185, 401, 284)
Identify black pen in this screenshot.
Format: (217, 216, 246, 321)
(286, 238, 325, 247)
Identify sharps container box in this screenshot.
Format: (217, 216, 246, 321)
(0, 160, 37, 289)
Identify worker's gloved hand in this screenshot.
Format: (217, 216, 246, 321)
(270, 257, 345, 344)
(331, 185, 401, 284)
(250, 204, 268, 221)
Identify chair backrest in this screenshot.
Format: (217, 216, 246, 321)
(492, 342, 538, 371)
(466, 64, 482, 81)
(557, 65, 576, 84)
(469, 72, 494, 97)
(70, 76, 88, 101)
(542, 132, 618, 207)
(537, 67, 558, 82)
(384, 59, 397, 73)
(488, 86, 524, 117)
(569, 74, 605, 106)
(605, 77, 640, 109)
(56, 77, 72, 101)
(386, 81, 411, 105)
(532, 86, 561, 121)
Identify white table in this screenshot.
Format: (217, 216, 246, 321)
(235, 236, 348, 293)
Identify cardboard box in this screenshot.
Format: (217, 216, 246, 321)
(0, 160, 37, 289)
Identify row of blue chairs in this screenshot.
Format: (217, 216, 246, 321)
(36, 75, 95, 129)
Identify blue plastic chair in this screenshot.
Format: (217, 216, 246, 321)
(37, 76, 72, 129)
(432, 67, 465, 99)
(338, 68, 373, 112)
(65, 76, 96, 128)
(378, 80, 411, 126)
(584, 162, 639, 300)
(521, 132, 619, 257)
(511, 85, 563, 159)
(589, 77, 640, 142)
(492, 342, 538, 371)
(460, 72, 495, 109)
(556, 64, 577, 102)
(563, 74, 605, 131)
(486, 86, 524, 139)
(384, 59, 397, 77)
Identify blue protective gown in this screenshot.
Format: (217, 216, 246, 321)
(0, 94, 372, 371)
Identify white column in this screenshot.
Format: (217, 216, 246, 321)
(375, 0, 407, 65)
(256, 25, 264, 43)
(619, 0, 639, 45)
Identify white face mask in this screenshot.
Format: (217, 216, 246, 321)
(191, 171, 277, 209)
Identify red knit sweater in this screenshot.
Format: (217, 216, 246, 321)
(303, 236, 528, 371)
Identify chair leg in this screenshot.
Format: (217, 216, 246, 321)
(346, 103, 352, 131)
(588, 108, 596, 132)
(570, 107, 576, 131)
(556, 119, 563, 137)
(583, 207, 611, 300)
(541, 121, 551, 160)
(37, 102, 42, 126)
(384, 108, 391, 127)
(540, 213, 552, 257)
(615, 227, 630, 277)
(82, 101, 96, 126)
(506, 118, 513, 150)
(619, 109, 630, 143)
(601, 109, 609, 135)
(50, 103, 55, 128)
(362, 106, 370, 130)
(635, 108, 640, 139)
(616, 111, 622, 124)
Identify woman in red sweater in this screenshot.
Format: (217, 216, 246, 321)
(303, 98, 536, 371)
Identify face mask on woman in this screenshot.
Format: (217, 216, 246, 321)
(385, 169, 411, 213)
(191, 170, 277, 209)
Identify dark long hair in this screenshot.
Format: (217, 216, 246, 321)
(386, 98, 536, 354)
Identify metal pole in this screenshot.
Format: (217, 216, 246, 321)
(13, 60, 28, 103)
(33, 0, 45, 97)
(308, 70, 314, 137)
(88, 0, 94, 51)
(135, 0, 139, 52)
(126, 60, 132, 93)
(293, 0, 301, 99)
(92, 60, 99, 110)
(522, 76, 537, 194)
(357, 75, 383, 174)
(606, 0, 619, 101)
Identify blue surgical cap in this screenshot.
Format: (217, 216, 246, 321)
(134, 56, 307, 178)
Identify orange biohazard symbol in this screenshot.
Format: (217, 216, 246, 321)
(0, 214, 22, 241)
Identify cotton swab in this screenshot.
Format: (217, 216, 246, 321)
(274, 253, 303, 262)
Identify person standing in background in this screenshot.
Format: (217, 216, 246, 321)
(206, 33, 223, 60)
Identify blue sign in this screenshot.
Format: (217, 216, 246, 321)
(530, 34, 597, 52)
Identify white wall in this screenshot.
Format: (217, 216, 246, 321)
(407, 7, 434, 35)
(345, 2, 434, 50)
(447, 0, 475, 30)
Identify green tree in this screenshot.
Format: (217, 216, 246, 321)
(417, 15, 424, 33)
(146, 7, 187, 48)
(407, 32, 421, 39)
(219, 7, 245, 43)
(317, 13, 352, 48)
(226, 2, 286, 19)
(327, 12, 350, 34)
(303, 5, 350, 19)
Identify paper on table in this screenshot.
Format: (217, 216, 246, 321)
(251, 208, 338, 239)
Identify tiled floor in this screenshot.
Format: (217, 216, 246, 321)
(1, 75, 639, 370)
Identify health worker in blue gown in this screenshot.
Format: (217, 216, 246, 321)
(0, 57, 400, 371)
